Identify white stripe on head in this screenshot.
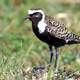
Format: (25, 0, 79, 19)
(28, 10, 44, 15)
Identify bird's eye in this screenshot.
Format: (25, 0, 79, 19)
(35, 13, 40, 18)
(29, 14, 33, 16)
(35, 14, 39, 17)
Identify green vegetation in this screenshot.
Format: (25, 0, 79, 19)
(0, 0, 80, 79)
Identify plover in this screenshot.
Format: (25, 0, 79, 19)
(25, 8, 80, 70)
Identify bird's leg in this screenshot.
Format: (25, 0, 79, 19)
(54, 48, 59, 72)
(32, 46, 53, 73)
(49, 46, 54, 64)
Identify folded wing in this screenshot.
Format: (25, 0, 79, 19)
(45, 16, 80, 44)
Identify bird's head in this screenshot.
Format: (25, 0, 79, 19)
(25, 8, 45, 22)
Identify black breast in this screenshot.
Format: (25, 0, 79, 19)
(32, 22, 66, 48)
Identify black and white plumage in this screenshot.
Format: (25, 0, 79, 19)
(25, 8, 80, 69)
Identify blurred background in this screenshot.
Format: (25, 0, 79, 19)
(0, 0, 80, 79)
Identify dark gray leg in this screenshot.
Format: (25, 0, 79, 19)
(32, 46, 53, 73)
(32, 46, 53, 72)
(54, 48, 59, 70)
(49, 46, 54, 64)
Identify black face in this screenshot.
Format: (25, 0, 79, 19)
(28, 12, 42, 22)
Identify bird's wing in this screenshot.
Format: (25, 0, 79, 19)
(45, 16, 80, 43)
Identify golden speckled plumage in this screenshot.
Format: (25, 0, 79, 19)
(45, 15, 80, 43)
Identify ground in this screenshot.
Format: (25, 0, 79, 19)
(0, 0, 80, 80)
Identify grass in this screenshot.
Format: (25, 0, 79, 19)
(0, 0, 80, 80)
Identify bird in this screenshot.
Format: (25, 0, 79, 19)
(25, 8, 80, 71)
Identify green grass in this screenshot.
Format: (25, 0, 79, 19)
(0, 0, 80, 79)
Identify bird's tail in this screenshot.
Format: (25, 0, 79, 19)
(68, 33, 80, 44)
